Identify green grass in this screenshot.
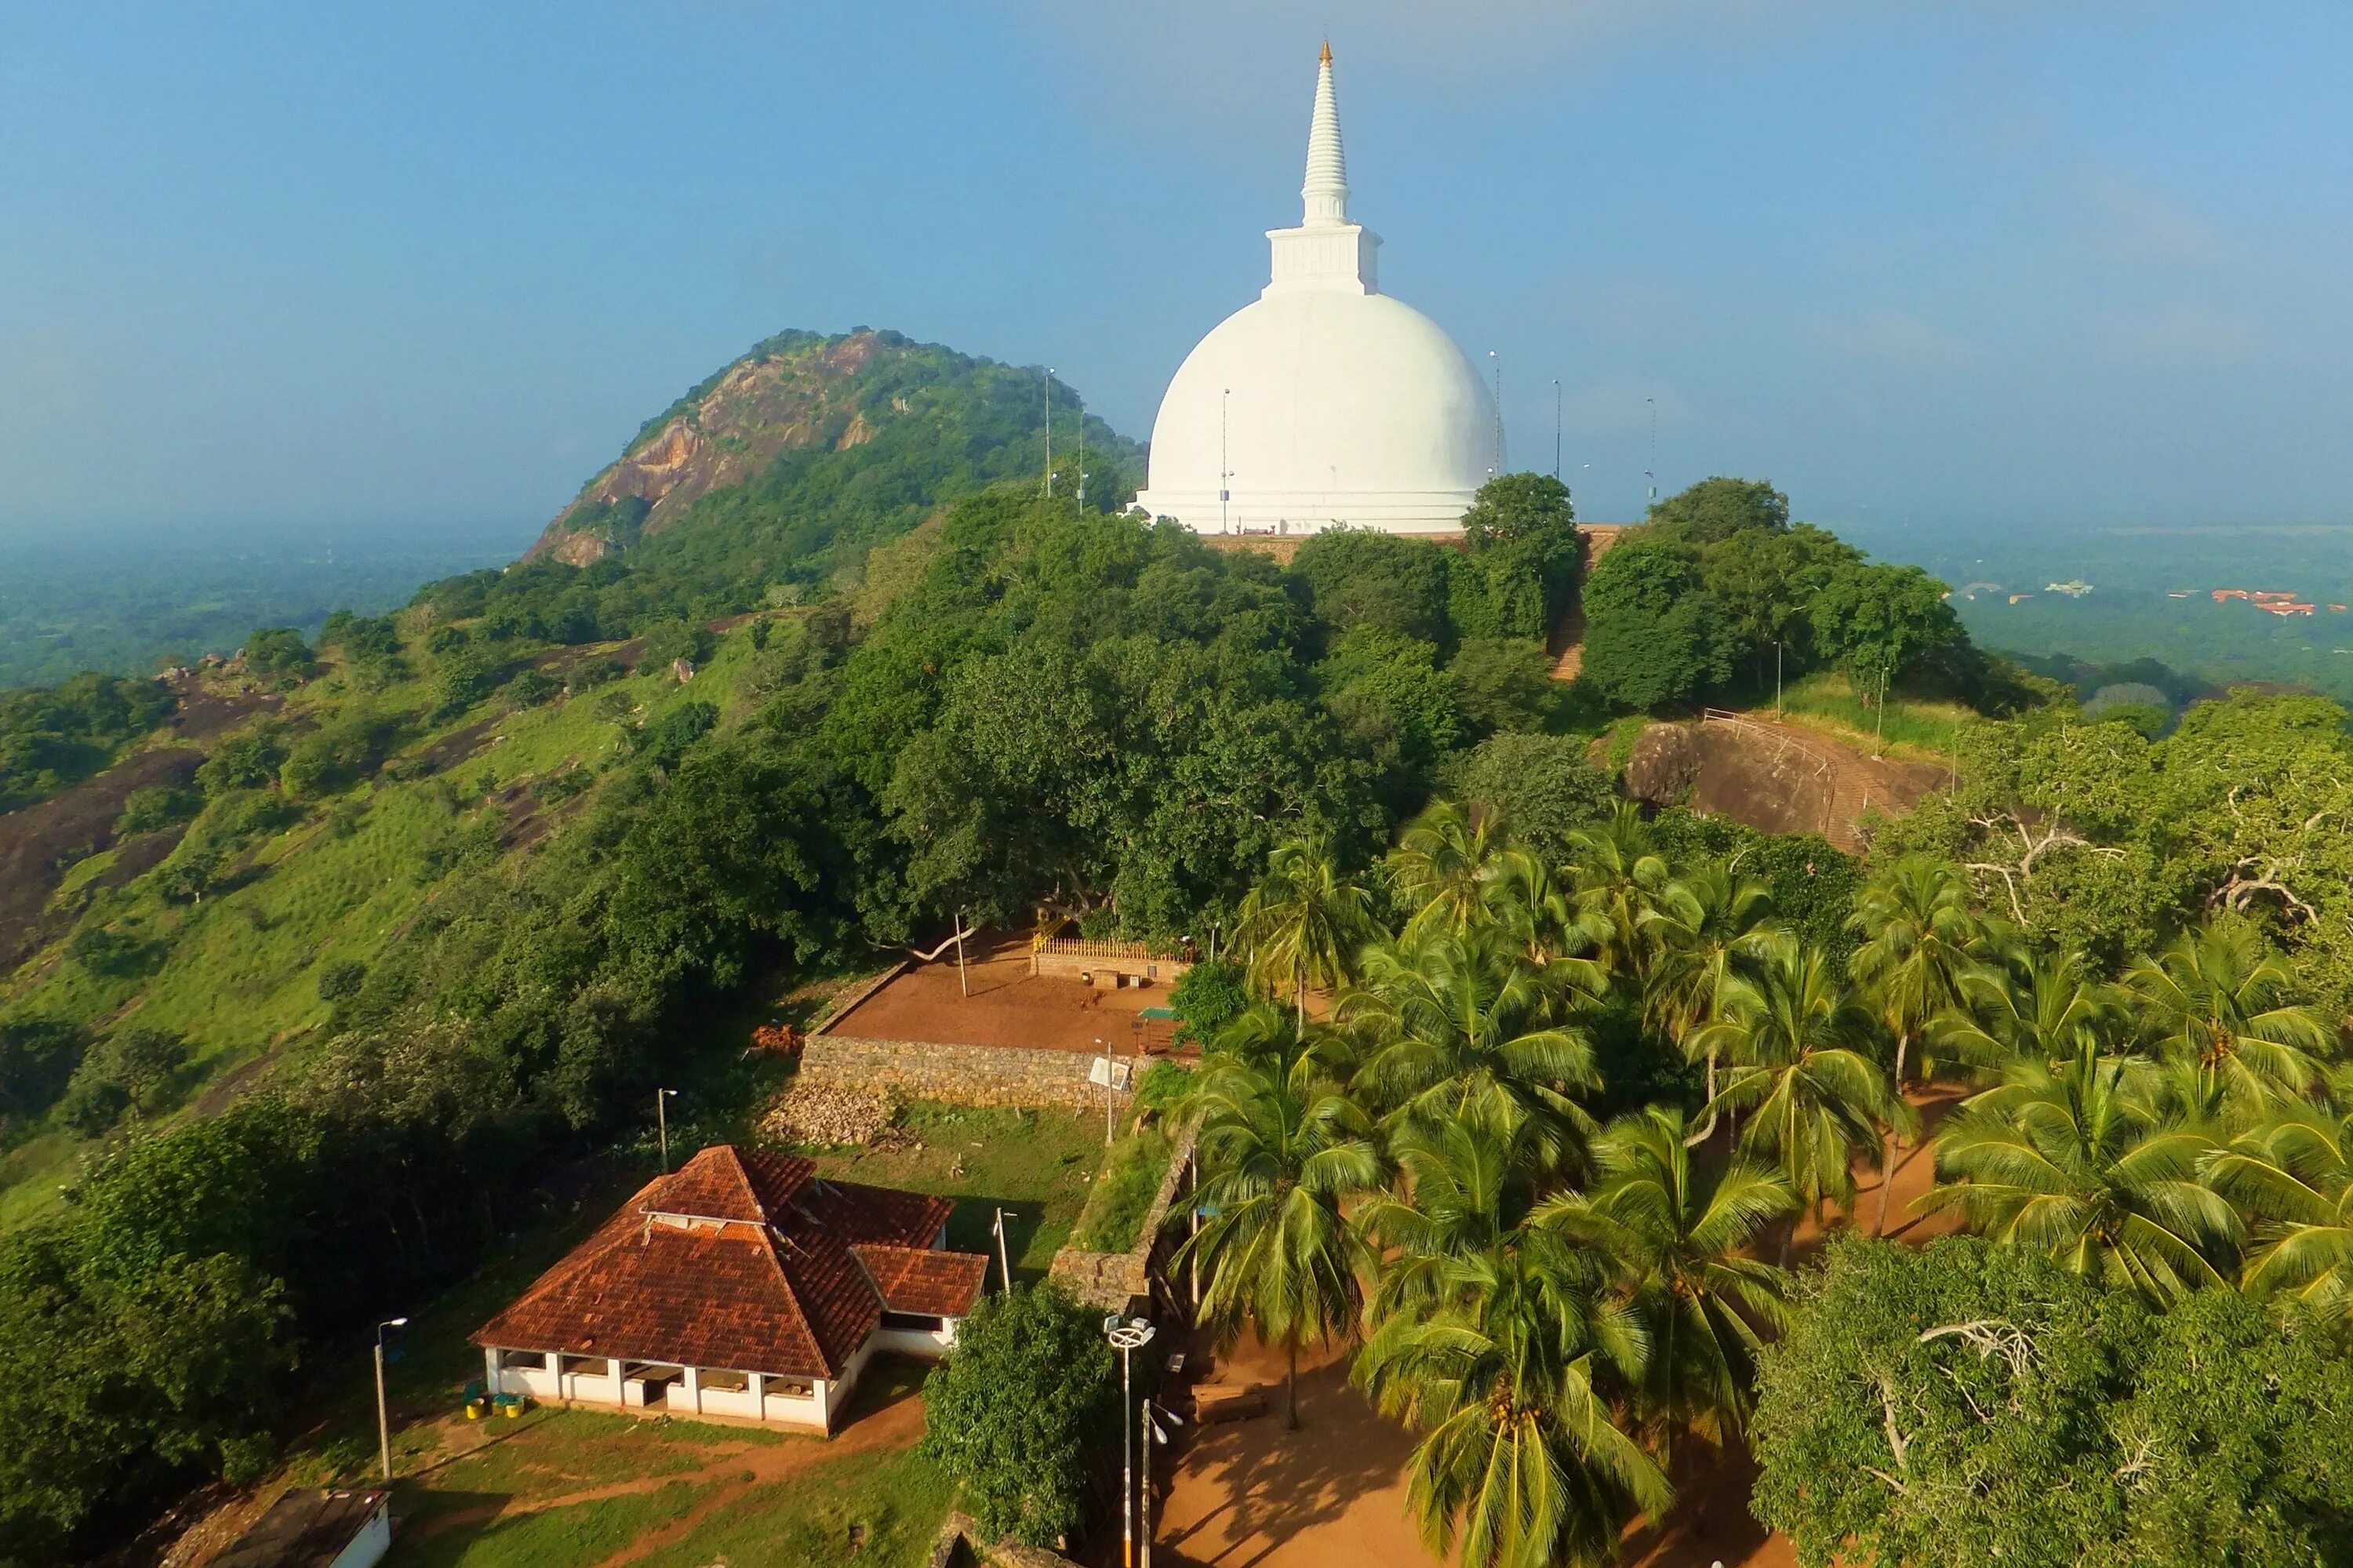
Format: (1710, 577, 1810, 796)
(633, 1448, 953, 1568)
(394, 1479, 713, 1568)
(1069, 1126, 1172, 1253)
(785, 1101, 1106, 1280)
(1604, 714, 1649, 770)
(1767, 671, 1974, 757)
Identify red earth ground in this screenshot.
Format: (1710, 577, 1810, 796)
(1155, 1080, 1974, 1568)
(827, 935, 1184, 1055)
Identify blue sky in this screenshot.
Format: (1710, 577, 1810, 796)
(3, 1, 2349, 540)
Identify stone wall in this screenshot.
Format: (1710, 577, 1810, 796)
(1049, 1126, 1197, 1313)
(800, 1032, 1132, 1113)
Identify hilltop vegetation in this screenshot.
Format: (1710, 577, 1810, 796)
(9, 326, 2353, 1566)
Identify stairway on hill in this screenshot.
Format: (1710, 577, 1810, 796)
(1548, 524, 1633, 682)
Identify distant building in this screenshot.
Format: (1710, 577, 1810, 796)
(474, 1145, 988, 1435)
(2045, 580, 2093, 598)
(216, 1489, 388, 1568)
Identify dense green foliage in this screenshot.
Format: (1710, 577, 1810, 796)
(0, 673, 176, 812)
(1753, 1235, 2353, 1567)
(918, 1285, 1118, 1548)
(1580, 478, 1989, 718)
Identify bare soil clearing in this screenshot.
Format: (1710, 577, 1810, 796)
(0, 744, 202, 970)
(829, 936, 1173, 1054)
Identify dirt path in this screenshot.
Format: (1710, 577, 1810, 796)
(1158, 1083, 1975, 1568)
(1547, 525, 1632, 682)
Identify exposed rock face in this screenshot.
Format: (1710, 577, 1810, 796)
(526, 331, 893, 562)
(1623, 714, 1950, 851)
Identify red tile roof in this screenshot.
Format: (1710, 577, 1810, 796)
(472, 1145, 976, 1380)
(854, 1243, 990, 1317)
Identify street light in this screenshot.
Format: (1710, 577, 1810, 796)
(1104, 1315, 1157, 1568)
(1140, 1395, 1184, 1568)
(374, 1316, 409, 1483)
(656, 1087, 678, 1173)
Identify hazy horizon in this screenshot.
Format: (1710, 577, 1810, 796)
(7, 2, 2352, 538)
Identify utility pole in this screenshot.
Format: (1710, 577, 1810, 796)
(1077, 397, 1087, 510)
(1646, 395, 1657, 508)
(1487, 350, 1502, 476)
(1552, 378, 1562, 481)
(1044, 369, 1054, 497)
(375, 1316, 409, 1484)
(656, 1087, 678, 1173)
(993, 1206, 1012, 1294)
(955, 912, 969, 998)
(1140, 1397, 1182, 1568)
(1776, 638, 1784, 715)
(1104, 1316, 1157, 1568)
(1096, 1038, 1115, 1145)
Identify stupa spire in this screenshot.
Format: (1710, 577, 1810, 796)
(1302, 42, 1348, 225)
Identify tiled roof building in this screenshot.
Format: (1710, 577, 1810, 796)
(474, 1145, 988, 1433)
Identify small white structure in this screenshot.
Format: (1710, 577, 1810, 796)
(475, 1145, 987, 1435)
(1134, 42, 1497, 537)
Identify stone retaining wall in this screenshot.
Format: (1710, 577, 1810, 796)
(1049, 1125, 1196, 1312)
(808, 962, 910, 1034)
(801, 1032, 1133, 1113)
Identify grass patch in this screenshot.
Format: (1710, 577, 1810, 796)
(635, 1447, 953, 1568)
(787, 1101, 1104, 1281)
(1069, 1126, 1172, 1253)
(1604, 714, 1649, 770)
(1769, 671, 1973, 757)
(394, 1478, 711, 1568)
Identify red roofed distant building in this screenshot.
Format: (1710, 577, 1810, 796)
(474, 1145, 988, 1433)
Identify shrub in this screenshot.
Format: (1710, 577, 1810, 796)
(115, 784, 200, 838)
(566, 657, 624, 693)
(242, 628, 313, 678)
(1070, 1128, 1172, 1253)
(918, 1286, 1118, 1548)
(316, 961, 366, 1003)
(636, 619, 714, 671)
(503, 669, 561, 709)
(1168, 959, 1248, 1050)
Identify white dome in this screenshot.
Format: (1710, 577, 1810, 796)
(1136, 289, 1495, 534)
(1133, 45, 1497, 537)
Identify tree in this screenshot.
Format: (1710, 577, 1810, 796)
(1540, 1106, 1795, 1448)
(2206, 1103, 2353, 1326)
(242, 627, 312, 678)
(1292, 528, 1457, 647)
(1919, 1052, 2236, 1302)
(1698, 938, 1894, 1259)
(1386, 799, 1512, 940)
(1446, 733, 1616, 864)
(1232, 836, 1381, 1037)
(1646, 476, 1789, 543)
(1697, 524, 1858, 679)
(918, 1285, 1117, 1549)
(1355, 1157, 1671, 1568)
(2125, 919, 2332, 1126)
(1180, 1024, 1380, 1428)
(1752, 1234, 2353, 1568)
(1345, 930, 1600, 1170)
(1638, 863, 1777, 1139)
(1167, 957, 1249, 1050)
(1563, 802, 1674, 978)
(1460, 471, 1575, 548)
(1848, 856, 1992, 1232)
(1807, 561, 1964, 695)
(1944, 943, 2124, 1072)
(1447, 637, 1558, 737)
(1577, 537, 1734, 711)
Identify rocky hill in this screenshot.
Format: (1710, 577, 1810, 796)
(529, 327, 1141, 570)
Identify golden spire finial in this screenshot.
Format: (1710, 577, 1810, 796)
(1320, 37, 1333, 66)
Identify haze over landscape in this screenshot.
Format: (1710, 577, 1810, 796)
(11, 9, 2353, 1568)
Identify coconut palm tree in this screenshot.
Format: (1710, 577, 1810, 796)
(1536, 1105, 1797, 1451)
(1638, 864, 1778, 1144)
(1179, 1024, 1382, 1428)
(1344, 928, 1601, 1173)
(1232, 834, 1383, 1039)
(2206, 1104, 2353, 1326)
(2126, 919, 2333, 1128)
(1849, 856, 1995, 1231)
(1355, 1147, 1671, 1568)
(1918, 1050, 2239, 1303)
(1561, 802, 1673, 980)
(1355, 1114, 1553, 1322)
(1388, 799, 1512, 941)
(1945, 943, 2126, 1073)
(1697, 938, 1898, 1261)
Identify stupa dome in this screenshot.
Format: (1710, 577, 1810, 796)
(1134, 45, 1497, 535)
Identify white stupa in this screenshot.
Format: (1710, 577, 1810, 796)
(1133, 43, 1497, 537)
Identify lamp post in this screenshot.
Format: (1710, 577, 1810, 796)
(1140, 1395, 1183, 1568)
(1096, 1037, 1115, 1146)
(656, 1087, 678, 1173)
(1104, 1315, 1157, 1568)
(1487, 350, 1501, 477)
(992, 1206, 1012, 1295)
(1552, 378, 1562, 481)
(374, 1316, 409, 1483)
(1045, 369, 1054, 497)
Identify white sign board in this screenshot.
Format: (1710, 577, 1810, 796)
(1088, 1056, 1136, 1091)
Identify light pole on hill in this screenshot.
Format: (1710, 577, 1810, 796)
(374, 1316, 409, 1483)
(1140, 1395, 1182, 1568)
(1104, 1315, 1156, 1568)
(656, 1087, 678, 1173)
